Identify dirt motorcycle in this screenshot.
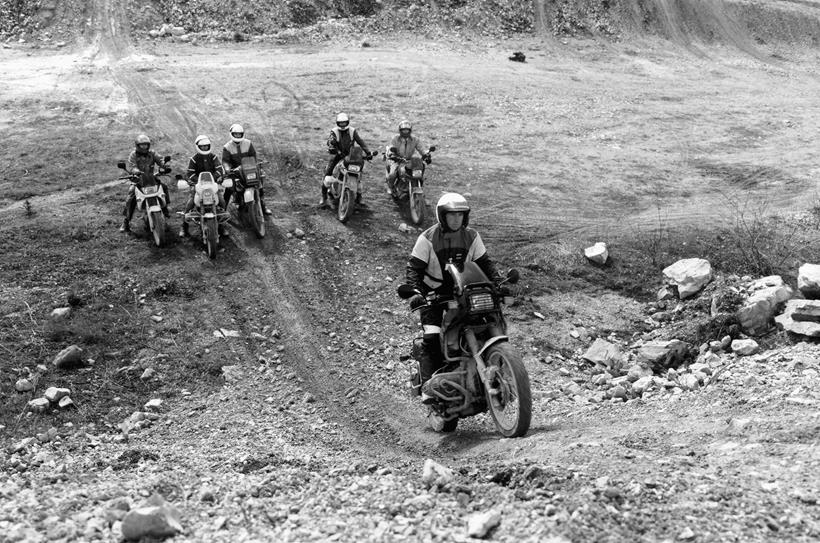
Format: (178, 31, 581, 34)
(225, 156, 266, 238)
(386, 145, 435, 225)
(326, 147, 378, 223)
(176, 172, 229, 259)
(117, 157, 172, 247)
(397, 264, 530, 437)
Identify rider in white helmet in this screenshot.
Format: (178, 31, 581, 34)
(221, 123, 272, 216)
(320, 112, 374, 208)
(385, 120, 432, 196)
(120, 134, 171, 232)
(180, 135, 226, 238)
(404, 193, 503, 403)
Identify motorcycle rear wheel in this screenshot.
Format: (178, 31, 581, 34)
(338, 187, 354, 223)
(409, 190, 425, 225)
(484, 343, 532, 438)
(205, 218, 218, 259)
(149, 211, 166, 247)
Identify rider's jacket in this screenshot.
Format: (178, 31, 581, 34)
(127, 150, 164, 177)
(222, 138, 256, 170)
(406, 224, 499, 294)
(186, 153, 224, 184)
(327, 127, 370, 157)
(389, 134, 425, 160)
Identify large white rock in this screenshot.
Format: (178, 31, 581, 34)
(581, 338, 621, 367)
(44, 387, 70, 403)
(28, 398, 50, 413)
(798, 263, 820, 299)
(737, 278, 793, 336)
(121, 499, 183, 540)
(775, 299, 820, 337)
(50, 307, 71, 320)
(731, 338, 759, 356)
(422, 458, 454, 488)
(636, 339, 689, 369)
(663, 258, 712, 299)
(467, 510, 502, 539)
(584, 242, 608, 265)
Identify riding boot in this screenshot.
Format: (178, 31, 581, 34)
(178, 222, 189, 238)
(319, 186, 329, 208)
(119, 217, 130, 233)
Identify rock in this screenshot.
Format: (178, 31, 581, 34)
(148, 29, 160, 38)
(584, 242, 608, 264)
(52, 345, 83, 368)
(144, 399, 163, 411)
(398, 223, 412, 233)
(467, 509, 501, 538)
(725, 418, 752, 435)
(689, 362, 712, 375)
(677, 373, 700, 391)
(678, 527, 696, 540)
(657, 285, 674, 301)
(150, 315, 163, 323)
(798, 263, 820, 299)
(28, 398, 50, 413)
(140, 368, 156, 381)
(50, 307, 71, 320)
(170, 26, 186, 36)
(58, 396, 74, 409)
(731, 338, 759, 356)
(775, 300, 820, 337)
(44, 387, 70, 403)
(159, 23, 173, 36)
(421, 458, 454, 488)
(609, 385, 627, 399)
(121, 497, 183, 540)
(737, 279, 793, 336)
(663, 258, 712, 299)
(581, 338, 621, 368)
(636, 339, 689, 370)
(15, 378, 34, 392)
(632, 376, 654, 395)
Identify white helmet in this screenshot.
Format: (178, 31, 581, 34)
(229, 123, 244, 143)
(336, 112, 350, 131)
(135, 134, 151, 153)
(195, 135, 211, 155)
(398, 119, 412, 135)
(436, 193, 470, 231)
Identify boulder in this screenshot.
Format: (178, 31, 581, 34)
(44, 387, 70, 403)
(422, 459, 454, 488)
(467, 510, 502, 539)
(584, 242, 608, 265)
(737, 278, 792, 336)
(677, 373, 700, 390)
(28, 398, 50, 413)
(775, 300, 820, 337)
(50, 307, 71, 320)
(15, 379, 34, 392)
(632, 376, 654, 395)
(731, 338, 759, 356)
(663, 258, 712, 299)
(798, 263, 820, 299)
(121, 496, 183, 540)
(581, 338, 622, 368)
(636, 339, 689, 370)
(58, 396, 74, 409)
(52, 345, 83, 368)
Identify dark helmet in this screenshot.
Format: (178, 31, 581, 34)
(135, 134, 151, 154)
(436, 192, 470, 231)
(336, 112, 350, 131)
(398, 119, 412, 136)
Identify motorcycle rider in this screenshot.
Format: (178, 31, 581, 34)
(221, 123, 272, 216)
(180, 135, 226, 238)
(120, 134, 171, 233)
(385, 120, 432, 197)
(320, 112, 374, 208)
(405, 193, 504, 403)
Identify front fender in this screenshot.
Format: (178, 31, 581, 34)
(476, 335, 509, 358)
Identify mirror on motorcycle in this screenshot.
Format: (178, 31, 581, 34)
(507, 269, 520, 285)
(397, 284, 418, 299)
(164, 155, 171, 163)
(429, 145, 437, 152)
(174, 174, 183, 180)
(389, 146, 398, 155)
(117, 161, 127, 170)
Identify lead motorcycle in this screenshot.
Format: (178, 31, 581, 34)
(225, 156, 266, 238)
(117, 157, 172, 247)
(177, 172, 229, 259)
(397, 264, 531, 437)
(386, 145, 435, 225)
(326, 147, 378, 223)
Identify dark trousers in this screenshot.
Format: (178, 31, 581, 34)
(418, 304, 445, 384)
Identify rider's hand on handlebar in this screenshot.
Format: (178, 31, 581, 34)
(496, 285, 511, 297)
(423, 154, 432, 164)
(409, 294, 426, 311)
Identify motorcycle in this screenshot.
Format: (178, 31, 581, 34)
(326, 147, 378, 223)
(176, 172, 229, 259)
(386, 145, 436, 225)
(225, 156, 266, 238)
(117, 157, 172, 247)
(397, 264, 530, 437)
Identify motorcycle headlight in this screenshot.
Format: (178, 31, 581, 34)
(202, 188, 215, 205)
(412, 170, 422, 178)
(144, 186, 157, 194)
(246, 172, 257, 180)
(468, 292, 495, 313)
(348, 164, 361, 172)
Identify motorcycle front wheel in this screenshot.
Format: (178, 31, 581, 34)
(484, 343, 532, 438)
(337, 187, 354, 223)
(149, 210, 166, 247)
(205, 218, 218, 259)
(409, 189, 425, 225)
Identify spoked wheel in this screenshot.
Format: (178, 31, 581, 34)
(205, 218, 218, 259)
(149, 211, 166, 247)
(484, 343, 531, 438)
(338, 187, 354, 223)
(409, 189, 425, 225)
(252, 198, 265, 238)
